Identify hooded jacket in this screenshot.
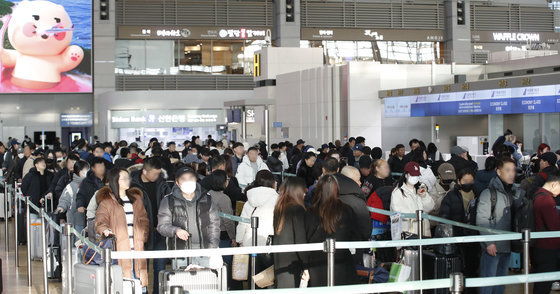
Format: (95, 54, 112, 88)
(236, 186, 278, 246)
(390, 183, 435, 232)
(476, 176, 523, 253)
(95, 187, 150, 287)
(157, 183, 220, 250)
(57, 174, 84, 225)
(335, 174, 372, 240)
(75, 171, 104, 209)
(235, 155, 270, 186)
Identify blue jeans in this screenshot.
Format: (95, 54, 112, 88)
(479, 251, 510, 294)
(152, 232, 168, 294)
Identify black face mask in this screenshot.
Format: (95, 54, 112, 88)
(441, 179, 454, 186)
(460, 183, 474, 193)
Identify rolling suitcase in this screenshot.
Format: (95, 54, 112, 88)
(29, 213, 43, 260)
(74, 263, 124, 294)
(159, 266, 228, 293)
(401, 249, 419, 294)
(422, 250, 462, 294)
(0, 192, 12, 219)
(62, 247, 81, 294)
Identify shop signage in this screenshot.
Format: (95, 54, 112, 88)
(60, 113, 93, 127)
(118, 26, 271, 40)
(301, 28, 444, 42)
(111, 110, 224, 128)
(246, 109, 256, 123)
(471, 31, 560, 43)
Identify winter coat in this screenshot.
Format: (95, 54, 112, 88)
(208, 190, 235, 240)
(429, 182, 453, 216)
(22, 167, 54, 209)
(51, 168, 71, 200)
(273, 205, 308, 288)
(57, 175, 84, 225)
(390, 184, 435, 232)
(231, 155, 243, 177)
(439, 187, 474, 235)
(447, 155, 477, 174)
(476, 177, 523, 253)
(305, 204, 359, 287)
(236, 186, 278, 246)
(297, 162, 316, 188)
(157, 184, 221, 250)
(388, 155, 405, 174)
(335, 174, 372, 240)
(361, 175, 393, 197)
(235, 155, 270, 186)
(95, 187, 150, 287)
(75, 171, 104, 209)
(474, 170, 497, 197)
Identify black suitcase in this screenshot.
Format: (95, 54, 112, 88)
(422, 250, 462, 294)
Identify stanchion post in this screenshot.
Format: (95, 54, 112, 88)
(5, 181, 9, 251)
(324, 238, 336, 287)
(25, 196, 32, 286)
(416, 209, 424, 294)
(103, 248, 112, 294)
(40, 208, 50, 294)
(64, 224, 73, 294)
(170, 286, 184, 294)
(522, 229, 530, 294)
(14, 184, 19, 268)
(450, 272, 464, 294)
(250, 216, 259, 290)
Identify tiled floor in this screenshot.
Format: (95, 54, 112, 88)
(0, 218, 551, 293)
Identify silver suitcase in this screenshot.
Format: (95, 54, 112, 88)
(62, 247, 81, 294)
(402, 249, 419, 294)
(159, 266, 227, 293)
(0, 192, 12, 219)
(29, 214, 43, 260)
(74, 263, 124, 294)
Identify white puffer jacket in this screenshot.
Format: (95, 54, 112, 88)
(235, 155, 269, 186)
(390, 184, 435, 233)
(236, 186, 278, 246)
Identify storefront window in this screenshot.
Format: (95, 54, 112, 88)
(116, 39, 264, 75)
(301, 40, 441, 65)
(119, 127, 219, 149)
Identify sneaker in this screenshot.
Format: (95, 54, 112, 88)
(551, 281, 560, 291)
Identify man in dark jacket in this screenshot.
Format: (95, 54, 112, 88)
(258, 137, 268, 160)
(388, 144, 406, 173)
(448, 146, 477, 174)
(157, 166, 220, 268)
(114, 147, 134, 169)
(340, 137, 356, 167)
(337, 166, 373, 240)
(75, 157, 106, 233)
(231, 142, 245, 176)
(130, 158, 171, 294)
(22, 158, 54, 211)
(527, 152, 559, 202)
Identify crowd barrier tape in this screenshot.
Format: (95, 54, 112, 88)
(218, 212, 250, 224)
(70, 226, 103, 254)
(466, 271, 560, 288)
(530, 231, 560, 239)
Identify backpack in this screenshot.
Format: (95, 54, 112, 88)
(465, 188, 498, 235)
(511, 190, 540, 252)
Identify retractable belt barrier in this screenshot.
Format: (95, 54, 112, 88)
(218, 211, 250, 224)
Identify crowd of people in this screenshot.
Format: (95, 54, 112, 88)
(3, 130, 560, 293)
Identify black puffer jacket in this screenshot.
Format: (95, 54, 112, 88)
(22, 167, 54, 209)
(335, 174, 372, 240)
(439, 187, 468, 235)
(75, 171, 104, 209)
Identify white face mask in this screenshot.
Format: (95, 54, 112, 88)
(407, 175, 420, 185)
(180, 181, 197, 194)
(17, 153, 24, 159)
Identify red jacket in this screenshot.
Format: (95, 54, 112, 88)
(534, 188, 560, 250)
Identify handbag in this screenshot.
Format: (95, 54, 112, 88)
(82, 235, 116, 266)
(253, 235, 275, 286)
(406, 219, 432, 238)
(388, 262, 411, 283)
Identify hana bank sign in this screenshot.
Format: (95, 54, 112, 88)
(492, 32, 540, 42)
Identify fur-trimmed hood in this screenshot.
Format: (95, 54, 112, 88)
(96, 186, 144, 204)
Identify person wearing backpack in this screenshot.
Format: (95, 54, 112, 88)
(476, 157, 524, 294)
(532, 170, 560, 294)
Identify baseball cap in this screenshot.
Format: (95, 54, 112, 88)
(175, 166, 197, 179)
(450, 146, 467, 156)
(320, 144, 329, 150)
(305, 146, 320, 155)
(352, 145, 364, 152)
(10, 140, 20, 147)
(539, 152, 557, 167)
(404, 162, 422, 177)
(359, 156, 372, 169)
(437, 163, 456, 180)
(32, 148, 44, 157)
(296, 139, 305, 145)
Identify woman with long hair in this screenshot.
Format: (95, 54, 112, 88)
(273, 177, 309, 288)
(95, 168, 150, 290)
(305, 175, 359, 286)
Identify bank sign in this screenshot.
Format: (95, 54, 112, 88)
(111, 110, 224, 128)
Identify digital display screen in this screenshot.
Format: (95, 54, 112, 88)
(385, 85, 560, 117)
(0, 0, 92, 93)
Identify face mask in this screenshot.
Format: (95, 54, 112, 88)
(460, 183, 474, 193)
(180, 181, 197, 194)
(441, 179, 454, 186)
(407, 175, 420, 185)
(17, 153, 24, 159)
(57, 157, 63, 162)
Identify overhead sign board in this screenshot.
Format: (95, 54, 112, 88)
(301, 28, 444, 42)
(60, 113, 94, 127)
(111, 109, 224, 128)
(118, 26, 271, 40)
(385, 84, 560, 117)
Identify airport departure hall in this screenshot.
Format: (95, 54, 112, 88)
(4, 0, 560, 293)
